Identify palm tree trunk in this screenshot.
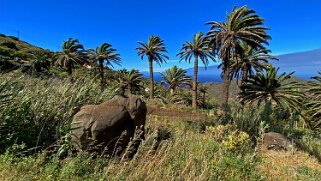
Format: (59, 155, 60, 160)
(240, 66, 248, 109)
(148, 56, 154, 99)
(128, 84, 132, 95)
(99, 59, 105, 90)
(67, 62, 73, 80)
(192, 55, 198, 109)
(222, 61, 230, 113)
(241, 66, 248, 89)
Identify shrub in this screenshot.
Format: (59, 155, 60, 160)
(206, 124, 251, 152)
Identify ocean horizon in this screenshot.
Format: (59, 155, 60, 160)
(142, 72, 314, 83)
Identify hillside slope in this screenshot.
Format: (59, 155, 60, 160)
(0, 34, 44, 52)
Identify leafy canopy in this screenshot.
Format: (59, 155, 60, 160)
(136, 35, 169, 65)
(239, 65, 303, 111)
(160, 65, 191, 90)
(177, 32, 215, 68)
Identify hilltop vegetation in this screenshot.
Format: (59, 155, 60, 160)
(0, 34, 44, 51)
(0, 5, 321, 180)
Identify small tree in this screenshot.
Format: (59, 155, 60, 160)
(239, 66, 303, 112)
(160, 65, 191, 94)
(116, 69, 143, 95)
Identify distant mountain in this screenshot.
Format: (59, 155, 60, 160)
(272, 48, 321, 79)
(147, 48, 321, 83)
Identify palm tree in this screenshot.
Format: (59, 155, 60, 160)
(305, 72, 321, 129)
(206, 5, 271, 109)
(116, 69, 143, 95)
(136, 35, 168, 98)
(28, 50, 51, 73)
(89, 43, 121, 88)
(177, 32, 215, 109)
(160, 65, 191, 94)
(55, 38, 85, 79)
(239, 65, 303, 111)
(230, 42, 277, 87)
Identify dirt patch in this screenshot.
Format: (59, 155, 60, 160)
(147, 106, 207, 121)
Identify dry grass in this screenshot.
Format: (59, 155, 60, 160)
(259, 148, 321, 180)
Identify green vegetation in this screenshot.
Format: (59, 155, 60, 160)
(115, 69, 143, 95)
(239, 66, 303, 111)
(306, 72, 321, 130)
(0, 4, 321, 181)
(160, 65, 191, 94)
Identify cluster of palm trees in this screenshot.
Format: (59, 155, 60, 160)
(54, 39, 121, 89)
(2, 5, 320, 129)
(136, 5, 275, 112)
(1, 5, 278, 112)
(13, 6, 297, 110)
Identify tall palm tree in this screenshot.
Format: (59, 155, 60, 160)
(55, 38, 85, 79)
(230, 42, 277, 87)
(160, 65, 192, 94)
(136, 35, 168, 98)
(239, 66, 303, 111)
(305, 72, 321, 129)
(206, 5, 271, 109)
(177, 32, 215, 109)
(89, 43, 121, 88)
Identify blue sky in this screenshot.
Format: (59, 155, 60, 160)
(1, 0, 321, 72)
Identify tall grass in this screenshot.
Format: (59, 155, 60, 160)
(0, 115, 263, 180)
(0, 73, 113, 153)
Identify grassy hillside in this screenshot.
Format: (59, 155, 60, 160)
(0, 33, 44, 52)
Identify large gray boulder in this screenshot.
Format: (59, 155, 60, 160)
(263, 132, 293, 151)
(71, 95, 147, 158)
